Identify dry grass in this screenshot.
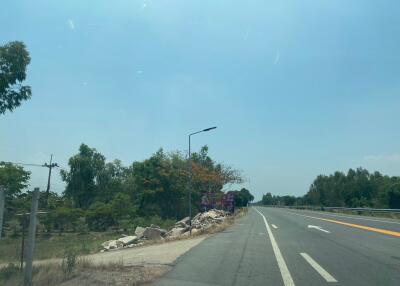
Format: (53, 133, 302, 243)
(0, 232, 117, 264)
(0, 256, 170, 286)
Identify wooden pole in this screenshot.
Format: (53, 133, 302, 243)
(0, 186, 5, 239)
(24, 188, 39, 286)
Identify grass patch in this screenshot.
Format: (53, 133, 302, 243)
(0, 232, 117, 264)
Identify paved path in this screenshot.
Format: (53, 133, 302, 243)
(86, 236, 206, 266)
(155, 207, 400, 286)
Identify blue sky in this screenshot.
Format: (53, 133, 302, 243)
(1, 0, 400, 200)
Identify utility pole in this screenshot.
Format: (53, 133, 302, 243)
(24, 188, 39, 286)
(43, 155, 59, 208)
(0, 186, 5, 239)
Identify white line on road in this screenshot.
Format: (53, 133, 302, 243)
(254, 208, 295, 286)
(300, 253, 338, 283)
(308, 225, 330, 233)
(272, 224, 278, 229)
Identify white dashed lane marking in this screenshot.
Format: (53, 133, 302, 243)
(300, 253, 338, 283)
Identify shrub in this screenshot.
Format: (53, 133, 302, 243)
(61, 249, 78, 279)
(86, 202, 115, 231)
(0, 263, 20, 281)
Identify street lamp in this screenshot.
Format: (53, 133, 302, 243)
(188, 126, 217, 234)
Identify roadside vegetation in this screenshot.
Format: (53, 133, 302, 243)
(260, 168, 400, 217)
(0, 208, 247, 285)
(0, 143, 253, 262)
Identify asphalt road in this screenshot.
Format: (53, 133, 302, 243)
(154, 207, 400, 286)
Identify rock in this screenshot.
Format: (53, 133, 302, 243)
(143, 227, 165, 240)
(135, 226, 146, 239)
(168, 227, 187, 238)
(213, 217, 225, 224)
(192, 213, 202, 221)
(117, 235, 138, 246)
(150, 224, 160, 229)
(175, 217, 190, 228)
(101, 240, 114, 248)
(191, 228, 200, 235)
(204, 210, 219, 219)
(102, 240, 124, 251)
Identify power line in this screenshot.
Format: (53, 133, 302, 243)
(1, 162, 45, 167)
(1, 157, 60, 208)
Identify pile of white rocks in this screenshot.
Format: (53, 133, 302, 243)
(166, 209, 229, 238)
(100, 224, 167, 252)
(100, 210, 229, 251)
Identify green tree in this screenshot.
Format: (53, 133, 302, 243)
(111, 192, 133, 220)
(262, 192, 274, 205)
(128, 149, 187, 219)
(86, 202, 115, 231)
(229, 188, 254, 207)
(97, 160, 126, 203)
(387, 184, 400, 209)
(0, 162, 30, 200)
(303, 168, 400, 208)
(0, 41, 32, 115)
(60, 144, 106, 209)
(51, 207, 84, 234)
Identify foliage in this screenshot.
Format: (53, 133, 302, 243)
(3, 143, 245, 236)
(59, 144, 244, 224)
(0, 161, 30, 199)
(387, 184, 400, 209)
(0, 41, 32, 115)
(0, 263, 20, 281)
(86, 202, 115, 231)
(60, 144, 106, 209)
(261, 168, 400, 208)
(61, 249, 78, 279)
(50, 207, 84, 234)
(228, 188, 254, 207)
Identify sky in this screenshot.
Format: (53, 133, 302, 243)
(1, 0, 400, 201)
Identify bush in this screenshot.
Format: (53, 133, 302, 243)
(132, 215, 175, 230)
(0, 263, 20, 281)
(388, 184, 400, 209)
(47, 207, 84, 234)
(61, 249, 78, 279)
(86, 202, 115, 231)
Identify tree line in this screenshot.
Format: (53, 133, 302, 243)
(261, 168, 400, 209)
(1, 143, 250, 235)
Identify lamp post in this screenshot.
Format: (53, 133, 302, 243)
(188, 126, 217, 234)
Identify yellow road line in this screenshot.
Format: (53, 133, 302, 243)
(291, 212, 400, 237)
(318, 217, 400, 237)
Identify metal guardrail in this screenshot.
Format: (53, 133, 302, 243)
(322, 207, 400, 213)
(261, 205, 400, 213)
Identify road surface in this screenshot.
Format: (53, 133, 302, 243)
(155, 207, 400, 286)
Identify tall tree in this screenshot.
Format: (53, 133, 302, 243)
(60, 144, 105, 209)
(0, 41, 32, 115)
(0, 162, 30, 200)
